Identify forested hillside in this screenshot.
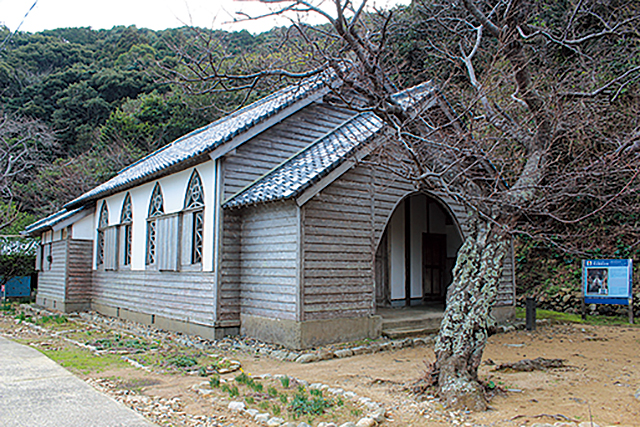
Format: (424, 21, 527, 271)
(0, 25, 291, 223)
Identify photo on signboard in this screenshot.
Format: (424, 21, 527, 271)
(586, 268, 609, 295)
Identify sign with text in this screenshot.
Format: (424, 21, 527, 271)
(582, 259, 633, 305)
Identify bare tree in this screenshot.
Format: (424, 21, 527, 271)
(171, 0, 640, 410)
(0, 113, 55, 230)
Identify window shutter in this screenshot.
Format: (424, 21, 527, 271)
(181, 212, 193, 266)
(35, 245, 42, 271)
(104, 226, 118, 271)
(157, 215, 179, 271)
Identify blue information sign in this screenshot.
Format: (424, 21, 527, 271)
(582, 259, 633, 305)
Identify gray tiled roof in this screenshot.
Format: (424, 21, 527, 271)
(64, 72, 334, 209)
(223, 112, 384, 209)
(22, 206, 87, 236)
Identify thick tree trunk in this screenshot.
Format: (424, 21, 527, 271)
(434, 213, 509, 411)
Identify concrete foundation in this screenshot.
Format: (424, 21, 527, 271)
(91, 303, 237, 340)
(36, 296, 90, 313)
(241, 313, 383, 350)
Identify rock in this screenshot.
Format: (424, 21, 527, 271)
(309, 383, 324, 390)
(271, 350, 289, 360)
(352, 346, 369, 355)
(343, 391, 357, 399)
(356, 418, 376, 427)
(368, 408, 386, 422)
(295, 353, 319, 364)
(578, 423, 600, 427)
(296, 423, 312, 427)
(255, 413, 271, 423)
(339, 423, 357, 427)
(531, 423, 555, 427)
(318, 350, 335, 360)
(267, 417, 285, 426)
(334, 349, 354, 358)
(246, 409, 259, 417)
(635, 388, 640, 400)
(228, 401, 245, 411)
(412, 337, 428, 347)
(281, 423, 298, 427)
(553, 423, 577, 427)
(318, 423, 337, 427)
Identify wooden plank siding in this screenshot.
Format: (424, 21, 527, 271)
(302, 166, 376, 321)
(223, 103, 357, 201)
(36, 240, 68, 302)
(219, 209, 241, 326)
(65, 239, 93, 304)
(92, 270, 215, 326)
(239, 202, 298, 320)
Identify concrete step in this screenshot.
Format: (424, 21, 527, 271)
(382, 315, 443, 339)
(383, 325, 440, 339)
(382, 315, 443, 331)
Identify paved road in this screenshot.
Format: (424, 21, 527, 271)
(0, 336, 157, 427)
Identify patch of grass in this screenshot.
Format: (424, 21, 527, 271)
(42, 346, 128, 374)
(515, 307, 635, 326)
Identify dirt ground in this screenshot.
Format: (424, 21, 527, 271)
(2, 311, 639, 427)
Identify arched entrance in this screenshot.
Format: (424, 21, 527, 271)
(375, 192, 463, 308)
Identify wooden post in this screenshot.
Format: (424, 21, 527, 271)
(525, 297, 536, 331)
(404, 197, 411, 307)
(581, 296, 586, 321)
(629, 297, 634, 325)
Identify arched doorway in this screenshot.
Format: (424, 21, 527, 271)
(375, 193, 463, 308)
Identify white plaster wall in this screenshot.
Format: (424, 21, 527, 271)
(389, 201, 405, 300)
(93, 161, 216, 271)
(72, 214, 94, 240)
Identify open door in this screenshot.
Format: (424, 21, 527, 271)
(422, 233, 446, 301)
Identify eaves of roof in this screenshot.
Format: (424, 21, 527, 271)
(22, 206, 93, 237)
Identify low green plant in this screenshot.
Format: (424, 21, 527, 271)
(245, 396, 255, 404)
(209, 374, 220, 388)
(258, 401, 270, 411)
(289, 389, 334, 418)
(168, 355, 198, 368)
(279, 375, 290, 388)
(267, 385, 279, 397)
(271, 403, 281, 416)
(279, 394, 288, 405)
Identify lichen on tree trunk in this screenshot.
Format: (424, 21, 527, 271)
(434, 213, 509, 411)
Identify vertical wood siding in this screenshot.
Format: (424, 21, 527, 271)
(239, 202, 298, 320)
(223, 104, 357, 200)
(303, 166, 376, 321)
(65, 240, 93, 304)
(219, 209, 241, 326)
(37, 240, 67, 301)
(92, 270, 215, 326)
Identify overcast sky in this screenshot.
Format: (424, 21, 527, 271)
(1, 0, 410, 35)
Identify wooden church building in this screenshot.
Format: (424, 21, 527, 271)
(25, 75, 515, 349)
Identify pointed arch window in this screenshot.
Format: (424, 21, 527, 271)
(120, 193, 133, 266)
(182, 170, 205, 266)
(97, 202, 109, 266)
(146, 184, 164, 265)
